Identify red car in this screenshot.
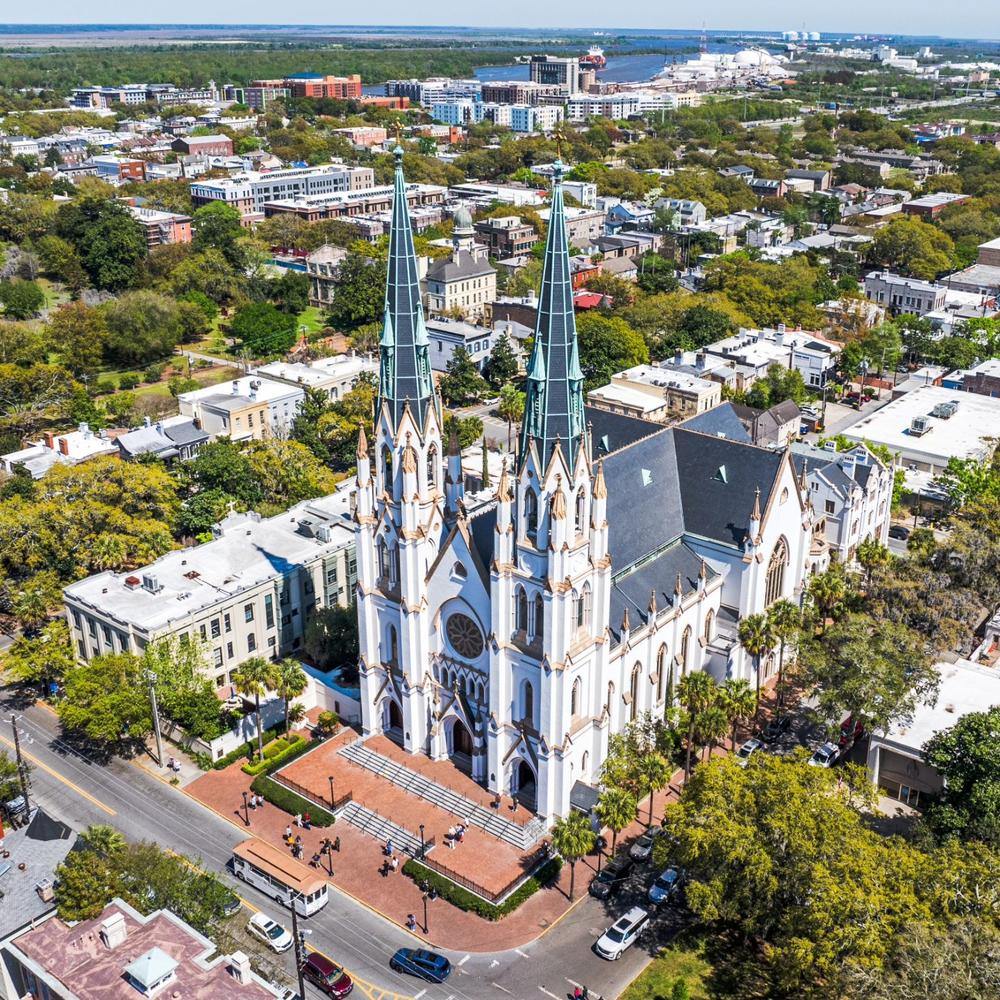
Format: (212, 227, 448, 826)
(302, 953, 353, 998)
(839, 716, 865, 749)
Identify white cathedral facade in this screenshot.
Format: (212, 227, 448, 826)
(355, 151, 818, 821)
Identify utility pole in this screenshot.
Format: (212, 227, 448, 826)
(10, 717, 30, 821)
(289, 893, 307, 1000)
(145, 671, 163, 768)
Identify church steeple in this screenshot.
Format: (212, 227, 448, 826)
(378, 146, 436, 434)
(518, 159, 586, 475)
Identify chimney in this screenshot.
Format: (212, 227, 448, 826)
(696, 351, 706, 370)
(43, 431, 55, 449)
(674, 348, 683, 365)
(79, 421, 90, 438)
(774, 329, 784, 346)
(231, 380, 240, 394)
(35, 879, 54, 903)
(249, 379, 261, 400)
(228, 951, 252, 985)
(99, 911, 128, 949)
(143, 416, 152, 428)
(58, 437, 70, 456)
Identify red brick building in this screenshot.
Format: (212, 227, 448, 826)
(287, 73, 362, 99)
(171, 134, 235, 157)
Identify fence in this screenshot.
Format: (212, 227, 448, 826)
(271, 770, 354, 815)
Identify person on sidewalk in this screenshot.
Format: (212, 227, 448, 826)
(385, 837, 393, 856)
(284, 825, 292, 841)
(406, 913, 416, 932)
(303, 811, 311, 830)
(390, 855, 398, 873)
(333, 835, 341, 852)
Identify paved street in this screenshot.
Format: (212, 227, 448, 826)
(0, 696, 661, 1000)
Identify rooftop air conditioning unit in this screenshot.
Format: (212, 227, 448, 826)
(930, 400, 959, 419)
(910, 416, 932, 436)
(141, 573, 163, 594)
(297, 519, 315, 538)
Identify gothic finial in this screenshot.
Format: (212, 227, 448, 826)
(648, 590, 657, 616)
(402, 432, 418, 474)
(481, 437, 491, 488)
(799, 461, 808, 491)
(448, 425, 460, 456)
(497, 458, 513, 502)
(751, 486, 762, 522)
(356, 421, 369, 459)
(551, 474, 567, 520)
(593, 459, 607, 499)
(674, 572, 683, 597)
(621, 606, 631, 633)
(699, 557, 707, 581)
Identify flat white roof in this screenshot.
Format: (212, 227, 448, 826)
(614, 364, 718, 393)
(64, 488, 355, 632)
(254, 355, 376, 389)
(178, 375, 301, 408)
(587, 383, 667, 414)
(876, 658, 1000, 755)
(842, 385, 1000, 464)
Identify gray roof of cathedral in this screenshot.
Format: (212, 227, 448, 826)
(586, 405, 662, 457)
(468, 503, 497, 576)
(678, 403, 752, 443)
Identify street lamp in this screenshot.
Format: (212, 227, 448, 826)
(241, 791, 250, 827)
(328, 775, 335, 808)
(418, 823, 425, 860)
(9, 716, 32, 822)
(288, 892, 307, 1000)
(322, 838, 334, 877)
(422, 891, 430, 934)
(144, 670, 163, 768)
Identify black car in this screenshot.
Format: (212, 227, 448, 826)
(760, 715, 791, 743)
(389, 948, 451, 983)
(589, 856, 635, 899)
(888, 525, 910, 540)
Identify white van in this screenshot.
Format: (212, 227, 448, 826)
(594, 906, 650, 960)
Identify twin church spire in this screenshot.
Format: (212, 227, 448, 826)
(378, 146, 436, 434)
(379, 152, 586, 472)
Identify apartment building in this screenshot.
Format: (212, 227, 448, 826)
(864, 270, 948, 316)
(255, 353, 378, 401)
(529, 55, 582, 94)
(385, 77, 481, 105)
(223, 81, 291, 109)
(901, 191, 971, 219)
(89, 155, 145, 184)
(1, 423, 118, 479)
(704, 327, 841, 388)
(171, 134, 234, 157)
(587, 363, 722, 421)
(1, 897, 283, 1000)
(125, 205, 193, 249)
(473, 215, 537, 258)
(177, 376, 304, 441)
(262, 181, 445, 224)
(190, 163, 376, 218)
(792, 442, 893, 561)
(510, 104, 564, 132)
(425, 317, 499, 372)
(565, 93, 641, 121)
(63, 487, 357, 687)
(284, 73, 362, 99)
(480, 81, 562, 104)
(304, 243, 348, 306)
(537, 204, 605, 242)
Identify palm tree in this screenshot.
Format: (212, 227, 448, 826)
(89, 535, 128, 573)
(232, 656, 278, 759)
(275, 659, 308, 735)
(677, 671, 717, 780)
(738, 613, 775, 725)
(695, 705, 729, 763)
(856, 536, 891, 589)
(807, 569, 847, 634)
(497, 384, 525, 452)
(720, 678, 756, 751)
(767, 599, 802, 709)
(634, 750, 672, 825)
(551, 810, 596, 900)
(81, 823, 126, 856)
(595, 786, 637, 853)
(12, 582, 50, 635)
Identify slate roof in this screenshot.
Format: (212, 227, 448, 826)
(585, 405, 662, 457)
(467, 503, 497, 577)
(679, 403, 752, 443)
(426, 249, 495, 282)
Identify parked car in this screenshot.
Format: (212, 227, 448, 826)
(247, 912, 292, 953)
(276, 990, 301, 1000)
(648, 866, 684, 906)
(629, 826, 662, 863)
(761, 715, 791, 743)
(302, 953, 354, 997)
(888, 524, 910, 540)
(735, 738, 764, 767)
(808, 742, 840, 768)
(220, 890, 242, 918)
(839, 715, 865, 750)
(594, 906, 650, 961)
(389, 949, 451, 983)
(589, 856, 635, 899)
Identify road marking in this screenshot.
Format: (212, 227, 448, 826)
(490, 984, 513, 995)
(566, 978, 583, 989)
(538, 988, 561, 999)
(457, 954, 470, 966)
(413, 990, 426, 999)
(0, 735, 116, 816)
(515, 948, 531, 959)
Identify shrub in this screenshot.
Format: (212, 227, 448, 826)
(242, 734, 306, 776)
(402, 857, 562, 920)
(118, 372, 142, 390)
(143, 362, 167, 383)
(250, 775, 335, 826)
(315, 711, 339, 737)
(263, 737, 291, 759)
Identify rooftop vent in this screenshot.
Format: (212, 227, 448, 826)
(930, 400, 959, 419)
(141, 573, 162, 594)
(99, 911, 128, 949)
(124, 576, 142, 590)
(713, 464, 729, 484)
(183, 570, 200, 580)
(910, 415, 932, 437)
(297, 518, 315, 538)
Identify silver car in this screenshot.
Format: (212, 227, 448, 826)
(736, 738, 764, 767)
(628, 826, 662, 862)
(808, 741, 840, 768)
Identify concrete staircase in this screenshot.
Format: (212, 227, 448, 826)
(336, 800, 426, 857)
(337, 739, 546, 851)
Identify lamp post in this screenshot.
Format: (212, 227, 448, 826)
(241, 791, 250, 827)
(418, 823, 425, 860)
(328, 775, 335, 808)
(9, 716, 31, 822)
(289, 893, 307, 1000)
(323, 838, 334, 877)
(145, 670, 163, 768)
(422, 891, 430, 934)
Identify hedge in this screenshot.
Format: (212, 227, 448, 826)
(207, 724, 285, 771)
(241, 734, 305, 775)
(402, 857, 562, 920)
(250, 774, 335, 827)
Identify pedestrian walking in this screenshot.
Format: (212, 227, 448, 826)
(294, 813, 302, 828)
(284, 825, 292, 841)
(333, 836, 341, 852)
(385, 837, 393, 856)
(391, 855, 399, 873)
(303, 811, 312, 830)
(406, 913, 417, 932)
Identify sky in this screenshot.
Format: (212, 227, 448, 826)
(2, 3, 998, 38)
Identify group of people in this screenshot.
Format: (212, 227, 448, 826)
(380, 838, 400, 877)
(246, 793, 264, 810)
(284, 826, 305, 860)
(445, 823, 467, 848)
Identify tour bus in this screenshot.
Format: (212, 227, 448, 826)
(232, 839, 328, 917)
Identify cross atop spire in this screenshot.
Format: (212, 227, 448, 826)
(518, 159, 586, 475)
(378, 146, 436, 434)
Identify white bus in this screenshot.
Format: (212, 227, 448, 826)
(232, 839, 328, 917)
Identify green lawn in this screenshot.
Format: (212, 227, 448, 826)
(296, 305, 327, 337)
(620, 940, 712, 1000)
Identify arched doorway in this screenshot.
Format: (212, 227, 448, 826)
(514, 759, 537, 812)
(383, 699, 403, 742)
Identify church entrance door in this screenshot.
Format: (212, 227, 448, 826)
(450, 719, 473, 774)
(515, 759, 537, 812)
(385, 700, 403, 744)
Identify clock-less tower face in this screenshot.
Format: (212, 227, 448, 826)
(445, 612, 484, 660)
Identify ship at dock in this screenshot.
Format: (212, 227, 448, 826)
(580, 45, 607, 68)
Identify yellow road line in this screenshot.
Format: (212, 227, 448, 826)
(0, 735, 116, 816)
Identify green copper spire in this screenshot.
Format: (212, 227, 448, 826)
(378, 145, 436, 433)
(518, 159, 586, 474)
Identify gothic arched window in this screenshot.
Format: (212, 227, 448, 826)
(427, 443, 438, 491)
(533, 593, 545, 641)
(680, 626, 691, 677)
(387, 624, 398, 664)
(630, 662, 641, 721)
(524, 489, 538, 542)
(515, 586, 528, 633)
(377, 538, 388, 581)
(389, 543, 400, 586)
(575, 488, 586, 536)
(571, 677, 581, 718)
(766, 537, 788, 606)
(381, 446, 392, 492)
(523, 681, 535, 726)
(704, 608, 715, 644)
(656, 644, 668, 703)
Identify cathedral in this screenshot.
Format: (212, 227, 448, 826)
(355, 149, 816, 821)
